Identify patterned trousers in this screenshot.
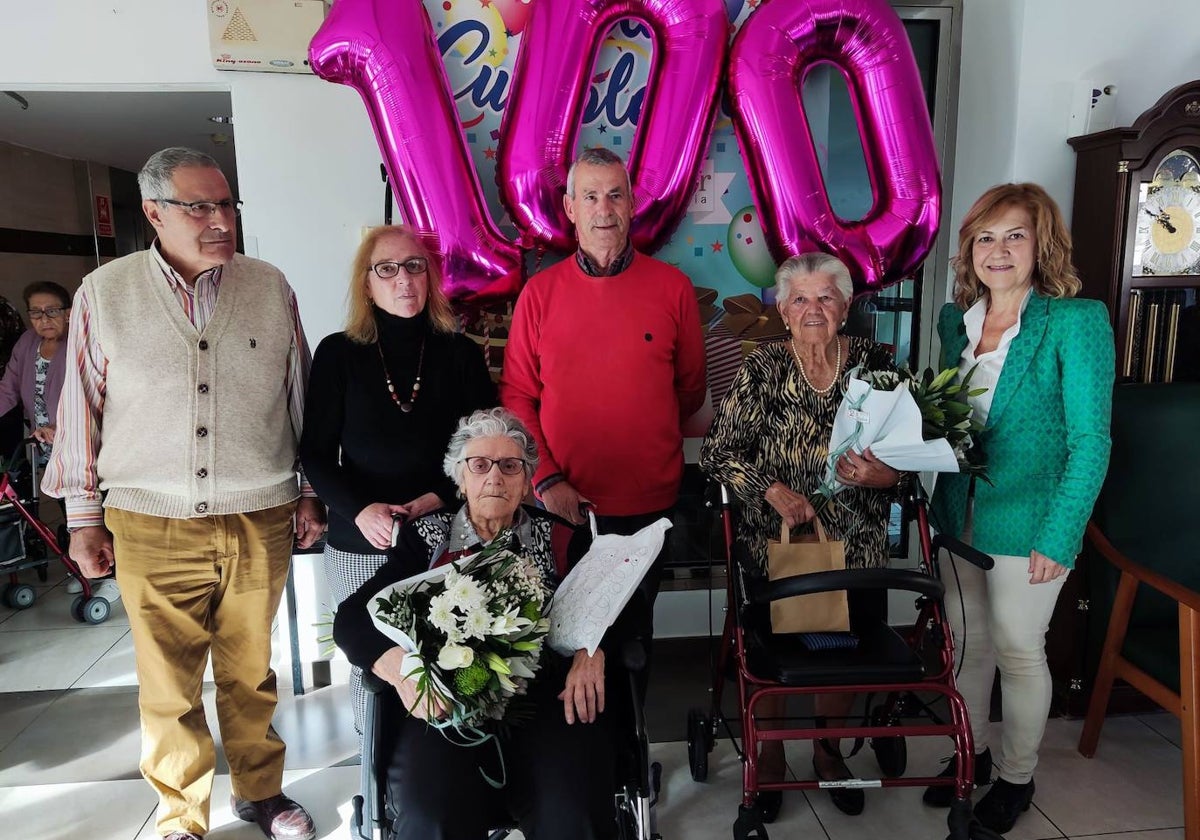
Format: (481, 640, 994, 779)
(323, 544, 388, 739)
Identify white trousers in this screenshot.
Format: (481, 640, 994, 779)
(943, 537, 1068, 784)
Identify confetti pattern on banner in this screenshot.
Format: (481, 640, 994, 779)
(426, 0, 764, 309)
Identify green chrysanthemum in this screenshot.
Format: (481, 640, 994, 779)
(519, 601, 541, 622)
(454, 661, 491, 697)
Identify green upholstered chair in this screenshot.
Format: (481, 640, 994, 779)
(1077, 383, 1200, 840)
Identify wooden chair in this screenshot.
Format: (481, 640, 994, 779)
(1077, 383, 1200, 840)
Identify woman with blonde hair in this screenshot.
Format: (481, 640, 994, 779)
(923, 183, 1114, 833)
(300, 225, 495, 736)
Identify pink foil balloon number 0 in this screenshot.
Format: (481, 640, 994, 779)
(498, 0, 728, 254)
(729, 0, 942, 291)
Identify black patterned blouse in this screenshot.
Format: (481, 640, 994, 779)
(699, 337, 897, 573)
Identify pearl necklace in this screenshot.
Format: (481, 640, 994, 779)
(790, 337, 842, 396)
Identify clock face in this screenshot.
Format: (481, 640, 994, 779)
(1133, 179, 1200, 276)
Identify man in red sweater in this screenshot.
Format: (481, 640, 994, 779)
(502, 148, 706, 702)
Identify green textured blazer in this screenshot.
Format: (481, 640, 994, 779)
(929, 294, 1114, 569)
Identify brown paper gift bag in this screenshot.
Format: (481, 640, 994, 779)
(766, 518, 850, 634)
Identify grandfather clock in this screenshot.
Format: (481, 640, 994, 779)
(1069, 79, 1200, 382)
(1047, 80, 1200, 717)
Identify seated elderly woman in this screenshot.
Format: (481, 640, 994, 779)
(334, 407, 620, 840)
(699, 252, 903, 821)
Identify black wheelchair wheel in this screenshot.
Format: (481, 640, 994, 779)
(686, 707, 711, 782)
(870, 704, 908, 778)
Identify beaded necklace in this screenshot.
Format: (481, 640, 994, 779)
(377, 335, 425, 412)
(790, 337, 843, 396)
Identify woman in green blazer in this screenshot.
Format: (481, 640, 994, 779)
(924, 183, 1114, 833)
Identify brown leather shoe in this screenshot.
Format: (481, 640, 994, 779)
(231, 793, 316, 840)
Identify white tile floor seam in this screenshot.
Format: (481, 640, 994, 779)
(0, 581, 1189, 840)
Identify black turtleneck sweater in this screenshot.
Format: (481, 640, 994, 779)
(299, 309, 496, 554)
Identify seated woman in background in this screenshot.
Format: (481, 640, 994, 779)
(0, 281, 71, 454)
(0, 281, 117, 599)
(924, 183, 1113, 833)
(334, 408, 618, 840)
(300, 225, 495, 737)
(700, 253, 902, 821)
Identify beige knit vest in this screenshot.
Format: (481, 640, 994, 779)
(85, 251, 299, 519)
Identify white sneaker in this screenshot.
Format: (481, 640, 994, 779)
(66, 577, 83, 594)
(89, 579, 121, 603)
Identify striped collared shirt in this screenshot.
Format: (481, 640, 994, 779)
(44, 241, 314, 528)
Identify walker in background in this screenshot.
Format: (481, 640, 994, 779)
(0, 439, 114, 623)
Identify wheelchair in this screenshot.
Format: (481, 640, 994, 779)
(351, 638, 663, 840)
(686, 480, 1002, 840)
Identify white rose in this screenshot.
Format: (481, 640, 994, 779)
(436, 643, 474, 670)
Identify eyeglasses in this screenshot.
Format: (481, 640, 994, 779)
(156, 198, 243, 218)
(460, 456, 527, 476)
(370, 258, 428, 279)
(28, 307, 67, 320)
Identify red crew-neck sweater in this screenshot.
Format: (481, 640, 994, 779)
(501, 252, 706, 516)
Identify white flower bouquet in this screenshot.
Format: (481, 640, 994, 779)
(813, 364, 989, 516)
(368, 533, 551, 741)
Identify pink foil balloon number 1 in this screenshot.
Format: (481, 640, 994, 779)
(309, 0, 518, 299)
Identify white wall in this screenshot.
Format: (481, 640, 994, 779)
(954, 0, 1200, 225)
(0, 0, 383, 343)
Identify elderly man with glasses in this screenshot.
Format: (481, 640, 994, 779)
(42, 147, 325, 840)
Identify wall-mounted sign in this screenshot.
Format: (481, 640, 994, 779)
(95, 195, 114, 237)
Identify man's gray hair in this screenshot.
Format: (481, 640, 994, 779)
(138, 147, 222, 201)
(443, 407, 539, 485)
(565, 147, 629, 197)
(774, 252, 855, 304)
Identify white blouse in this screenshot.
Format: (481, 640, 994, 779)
(957, 288, 1032, 425)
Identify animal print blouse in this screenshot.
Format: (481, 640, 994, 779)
(699, 337, 897, 573)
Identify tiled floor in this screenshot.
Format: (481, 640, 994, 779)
(0, 574, 1187, 840)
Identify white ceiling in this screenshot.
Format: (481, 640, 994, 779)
(0, 89, 238, 189)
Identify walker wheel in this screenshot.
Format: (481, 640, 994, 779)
(82, 596, 110, 625)
(870, 704, 908, 777)
(71, 594, 87, 622)
(733, 803, 769, 839)
(3, 583, 36, 609)
(687, 707, 712, 782)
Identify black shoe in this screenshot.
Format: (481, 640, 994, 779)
(923, 747, 993, 807)
(754, 790, 783, 823)
(813, 740, 865, 816)
(973, 777, 1035, 834)
(754, 743, 786, 823)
